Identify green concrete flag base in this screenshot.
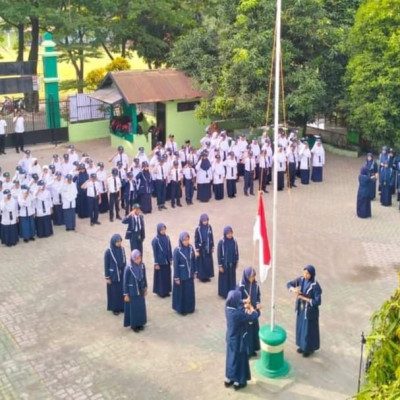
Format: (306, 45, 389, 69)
(255, 324, 290, 378)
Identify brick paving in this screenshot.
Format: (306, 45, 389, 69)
(0, 138, 399, 400)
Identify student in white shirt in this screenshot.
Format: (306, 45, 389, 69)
(13, 111, 25, 153)
(0, 116, 7, 155)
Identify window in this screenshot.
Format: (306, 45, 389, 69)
(177, 101, 200, 112)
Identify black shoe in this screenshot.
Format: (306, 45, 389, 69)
(110, 218, 114, 222)
(181, 313, 187, 316)
(171, 204, 175, 208)
(224, 381, 234, 388)
(30, 237, 35, 241)
(250, 193, 255, 196)
(158, 206, 163, 211)
(95, 221, 101, 225)
(244, 193, 249, 196)
(177, 203, 182, 207)
(116, 215, 122, 220)
(292, 184, 297, 187)
(132, 327, 140, 332)
(233, 383, 246, 391)
(90, 222, 94, 226)
(296, 348, 303, 354)
(161, 205, 167, 209)
(16, 150, 20, 154)
(138, 326, 144, 331)
(24, 239, 29, 243)
(303, 351, 313, 358)
(112, 311, 120, 316)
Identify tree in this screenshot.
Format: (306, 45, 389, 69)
(346, 0, 400, 148)
(170, 0, 358, 132)
(356, 281, 400, 399)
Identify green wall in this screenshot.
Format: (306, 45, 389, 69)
(165, 100, 209, 147)
(110, 132, 152, 157)
(69, 120, 110, 142)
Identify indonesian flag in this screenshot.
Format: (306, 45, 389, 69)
(253, 194, 271, 282)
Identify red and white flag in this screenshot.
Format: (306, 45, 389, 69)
(253, 194, 271, 282)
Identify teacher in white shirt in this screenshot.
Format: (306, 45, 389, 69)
(13, 110, 25, 153)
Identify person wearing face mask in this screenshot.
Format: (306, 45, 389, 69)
(287, 265, 322, 357)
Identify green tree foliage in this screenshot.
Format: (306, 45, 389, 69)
(346, 0, 400, 148)
(356, 283, 400, 399)
(170, 0, 358, 131)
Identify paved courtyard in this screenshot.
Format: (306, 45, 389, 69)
(0, 137, 399, 400)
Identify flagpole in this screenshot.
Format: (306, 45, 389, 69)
(270, 0, 282, 332)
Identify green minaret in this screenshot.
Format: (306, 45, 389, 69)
(41, 32, 61, 129)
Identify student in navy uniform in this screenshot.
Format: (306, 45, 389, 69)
(196, 151, 212, 202)
(388, 148, 396, 195)
(169, 160, 183, 208)
(195, 213, 214, 282)
(172, 232, 197, 316)
(0, 189, 19, 246)
(74, 164, 89, 219)
(379, 161, 393, 207)
(123, 249, 147, 332)
(123, 171, 136, 215)
(136, 162, 152, 214)
(357, 166, 375, 218)
(35, 180, 54, 238)
(238, 267, 261, 357)
(18, 184, 36, 242)
(82, 173, 102, 226)
(107, 168, 122, 222)
(224, 289, 259, 391)
(152, 223, 173, 298)
(365, 153, 378, 200)
(61, 174, 78, 231)
(104, 233, 126, 316)
(218, 226, 239, 298)
(287, 265, 322, 357)
(122, 204, 145, 252)
(182, 161, 196, 205)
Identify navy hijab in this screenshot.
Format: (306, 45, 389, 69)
(226, 289, 242, 309)
(130, 249, 144, 280)
(110, 233, 125, 267)
(221, 226, 237, 263)
(240, 267, 258, 304)
(302, 265, 316, 293)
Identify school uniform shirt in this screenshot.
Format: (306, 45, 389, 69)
(41, 172, 54, 186)
(35, 190, 53, 217)
(182, 167, 196, 180)
(61, 161, 74, 177)
(86, 181, 102, 198)
(19, 156, 34, 173)
(68, 152, 79, 165)
(13, 116, 25, 133)
(112, 153, 130, 169)
(48, 178, 64, 206)
(195, 162, 212, 184)
(18, 192, 35, 217)
(154, 164, 169, 181)
(187, 153, 198, 166)
(244, 157, 256, 172)
(137, 152, 149, 165)
(250, 143, 261, 159)
(286, 150, 297, 164)
(165, 141, 178, 153)
(179, 149, 188, 164)
(224, 158, 238, 179)
(237, 139, 248, 154)
(276, 151, 287, 172)
(278, 136, 288, 150)
(86, 166, 97, 176)
(219, 139, 230, 158)
(2, 180, 13, 191)
(169, 167, 182, 182)
(51, 159, 62, 173)
(0, 119, 7, 134)
(125, 178, 137, 194)
(258, 154, 270, 169)
(96, 169, 108, 193)
(11, 187, 21, 202)
(299, 148, 311, 169)
(212, 162, 226, 184)
(107, 176, 122, 193)
(61, 182, 78, 209)
(311, 145, 325, 167)
(0, 198, 18, 225)
(116, 168, 127, 181)
(29, 164, 42, 178)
